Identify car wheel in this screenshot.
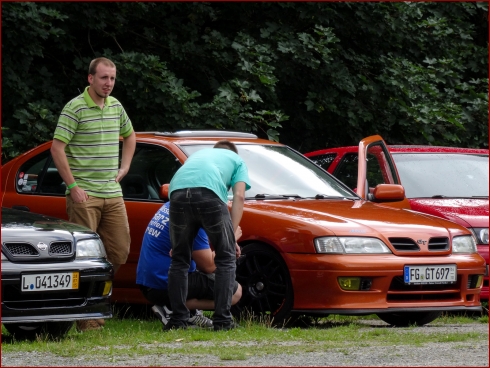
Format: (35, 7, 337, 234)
(232, 243, 294, 326)
(4, 321, 74, 340)
(376, 311, 442, 327)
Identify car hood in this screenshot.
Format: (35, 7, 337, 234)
(1, 207, 93, 243)
(408, 198, 489, 228)
(243, 199, 467, 254)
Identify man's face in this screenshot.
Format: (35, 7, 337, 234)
(88, 64, 116, 99)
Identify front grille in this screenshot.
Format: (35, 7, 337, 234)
(387, 276, 460, 302)
(3, 243, 39, 256)
(389, 238, 420, 251)
(428, 237, 449, 251)
(49, 241, 72, 255)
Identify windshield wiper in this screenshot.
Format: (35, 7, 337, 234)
(308, 194, 355, 199)
(247, 193, 303, 200)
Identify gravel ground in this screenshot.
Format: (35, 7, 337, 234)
(2, 320, 488, 367)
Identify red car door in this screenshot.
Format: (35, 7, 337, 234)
(356, 135, 411, 210)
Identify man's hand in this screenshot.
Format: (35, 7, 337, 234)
(115, 167, 129, 183)
(235, 243, 241, 258)
(70, 185, 88, 203)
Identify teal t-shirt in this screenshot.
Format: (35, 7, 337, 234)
(169, 148, 251, 203)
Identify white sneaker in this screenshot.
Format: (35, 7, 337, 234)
(188, 309, 213, 328)
(151, 305, 172, 326)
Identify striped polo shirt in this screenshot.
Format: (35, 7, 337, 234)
(53, 86, 134, 198)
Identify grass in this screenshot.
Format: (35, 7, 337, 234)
(1, 303, 487, 361)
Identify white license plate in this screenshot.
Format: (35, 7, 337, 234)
(21, 272, 79, 292)
(404, 264, 456, 284)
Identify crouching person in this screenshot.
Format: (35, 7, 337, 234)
(136, 201, 242, 329)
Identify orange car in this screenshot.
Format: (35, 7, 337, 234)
(1, 131, 486, 326)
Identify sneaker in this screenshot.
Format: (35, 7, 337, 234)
(162, 321, 188, 330)
(213, 321, 239, 331)
(187, 310, 213, 328)
(151, 305, 172, 327)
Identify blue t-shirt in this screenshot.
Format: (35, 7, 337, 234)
(169, 148, 251, 203)
(136, 202, 210, 290)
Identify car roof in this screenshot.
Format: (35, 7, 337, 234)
(306, 144, 488, 156)
(387, 145, 489, 154)
(133, 130, 284, 146)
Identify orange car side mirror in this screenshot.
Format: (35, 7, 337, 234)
(372, 184, 405, 202)
(159, 183, 170, 201)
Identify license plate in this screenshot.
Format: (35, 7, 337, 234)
(21, 272, 79, 292)
(404, 264, 456, 284)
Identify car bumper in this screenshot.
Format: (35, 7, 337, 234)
(1, 259, 113, 323)
(284, 253, 486, 313)
(477, 244, 488, 301)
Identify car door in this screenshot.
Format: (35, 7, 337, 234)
(356, 135, 411, 209)
(1, 142, 69, 218)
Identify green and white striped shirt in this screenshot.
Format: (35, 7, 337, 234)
(54, 86, 134, 198)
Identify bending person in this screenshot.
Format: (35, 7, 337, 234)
(136, 201, 242, 329)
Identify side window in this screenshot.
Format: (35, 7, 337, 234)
(16, 151, 65, 195)
(333, 153, 359, 190)
(119, 143, 182, 200)
(366, 143, 398, 186)
(310, 153, 337, 171)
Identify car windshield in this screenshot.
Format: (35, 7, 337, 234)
(392, 153, 489, 198)
(181, 144, 357, 200)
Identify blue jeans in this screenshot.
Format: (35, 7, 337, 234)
(168, 187, 236, 327)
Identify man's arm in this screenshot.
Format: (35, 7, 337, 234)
(116, 131, 136, 183)
(230, 182, 246, 231)
(192, 249, 216, 274)
(50, 139, 88, 203)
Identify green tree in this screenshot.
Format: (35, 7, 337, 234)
(2, 2, 487, 163)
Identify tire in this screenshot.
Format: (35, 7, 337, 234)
(376, 311, 442, 327)
(232, 243, 294, 326)
(4, 321, 74, 340)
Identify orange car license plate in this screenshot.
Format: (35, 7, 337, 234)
(22, 272, 79, 292)
(404, 264, 456, 284)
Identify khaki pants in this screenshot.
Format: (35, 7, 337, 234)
(66, 195, 130, 265)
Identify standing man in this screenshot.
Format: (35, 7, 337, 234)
(167, 140, 250, 331)
(51, 57, 136, 331)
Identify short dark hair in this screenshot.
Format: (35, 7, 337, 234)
(89, 57, 116, 75)
(213, 140, 238, 154)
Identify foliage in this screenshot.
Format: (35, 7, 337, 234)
(2, 2, 488, 163)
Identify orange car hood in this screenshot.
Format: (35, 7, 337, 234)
(241, 199, 465, 254)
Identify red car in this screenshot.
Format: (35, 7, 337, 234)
(305, 136, 489, 300)
(1, 131, 486, 326)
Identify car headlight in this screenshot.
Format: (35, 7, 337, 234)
(470, 228, 489, 245)
(452, 235, 477, 254)
(314, 237, 392, 254)
(76, 238, 107, 258)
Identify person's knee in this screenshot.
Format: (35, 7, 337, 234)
(231, 283, 242, 305)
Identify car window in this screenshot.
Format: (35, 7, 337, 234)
(16, 151, 66, 195)
(366, 143, 398, 186)
(181, 144, 357, 199)
(392, 153, 489, 198)
(119, 143, 181, 200)
(334, 144, 398, 191)
(333, 153, 359, 190)
(309, 153, 337, 171)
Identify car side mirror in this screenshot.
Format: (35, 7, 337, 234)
(159, 183, 170, 201)
(371, 184, 405, 202)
